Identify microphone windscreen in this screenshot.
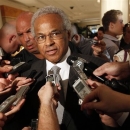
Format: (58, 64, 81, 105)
(67, 55, 78, 66)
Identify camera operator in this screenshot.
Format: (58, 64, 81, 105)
(81, 61, 130, 129)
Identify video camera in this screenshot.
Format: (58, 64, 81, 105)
(67, 55, 129, 101)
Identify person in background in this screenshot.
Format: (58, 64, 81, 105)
(113, 49, 130, 62)
(15, 11, 44, 64)
(0, 21, 21, 59)
(102, 9, 124, 61)
(120, 23, 130, 49)
(71, 24, 109, 61)
(94, 26, 105, 40)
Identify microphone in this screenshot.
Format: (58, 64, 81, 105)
(0, 70, 37, 113)
(4, 62, 31, 78)
(67, 55, 105, 81)
(67, 55, 129, 94)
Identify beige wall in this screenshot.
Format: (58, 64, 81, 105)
(0, 0, 29, 11)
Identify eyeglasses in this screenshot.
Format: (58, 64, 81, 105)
(35, 29, 66, 44)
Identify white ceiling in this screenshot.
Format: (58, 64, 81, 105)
(10, 0, 101, 25)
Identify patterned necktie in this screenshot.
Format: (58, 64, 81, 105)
(49, 66, 62, 87)
(49, 66, 64, 103)
(48, 65, 65, 124)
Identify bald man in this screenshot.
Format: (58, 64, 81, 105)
(15, 11, 44, 63)
(0, 21, 21, 54)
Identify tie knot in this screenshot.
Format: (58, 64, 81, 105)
(50, 66, 61, 74)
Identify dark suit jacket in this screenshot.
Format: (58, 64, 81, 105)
(14, 49, 39, 64)
(3, 42, 106, 130)
(121, 113, 130, 130)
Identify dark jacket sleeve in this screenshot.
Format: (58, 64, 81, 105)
(121, 113, 130, 130)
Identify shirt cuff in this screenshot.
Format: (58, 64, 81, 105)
(116, 112, 129, 126)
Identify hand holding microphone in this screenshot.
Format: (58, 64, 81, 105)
(67, 55, 129, 94)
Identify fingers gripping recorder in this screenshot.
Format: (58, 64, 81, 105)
(67, 57, 92, 104)
(0, 85, 30, 113)
(0, 70, 37, 113)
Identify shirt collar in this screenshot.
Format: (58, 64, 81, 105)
(103, 34, 119, 42)
(46, 47, 71, 74)
(103, 34, 120, 47)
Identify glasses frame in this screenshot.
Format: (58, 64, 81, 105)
(35, 29, 66, 44)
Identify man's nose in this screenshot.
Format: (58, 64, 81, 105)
(45, 35, 54, 46)
(23, 33, 29, 42)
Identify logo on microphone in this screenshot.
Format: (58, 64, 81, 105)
(76, 60, 82, 67)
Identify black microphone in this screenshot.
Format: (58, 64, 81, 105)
(67, 55, 129, 94)
(67, 55, 105, 81)
(4, 62, 31, 78)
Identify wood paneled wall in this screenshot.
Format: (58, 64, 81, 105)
(0, 5, 24, 23)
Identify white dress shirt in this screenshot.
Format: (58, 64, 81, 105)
(46, 47, 71, 124)
(46, 47, 71, 99)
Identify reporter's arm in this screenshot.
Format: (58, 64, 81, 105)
(81, 79, 130, 114)
(38, 103, 59, 130)
(93, 62, 130, 80)
(38, 82, 60, 130)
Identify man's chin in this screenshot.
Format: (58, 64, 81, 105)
(29, 49, 40, 54)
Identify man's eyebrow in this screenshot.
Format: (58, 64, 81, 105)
(36, 33, 44, 35)
(36, 29, 60, 35)
(17, 32, 23, 35)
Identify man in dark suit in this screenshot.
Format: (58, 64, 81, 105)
(30, 5, 106, 130)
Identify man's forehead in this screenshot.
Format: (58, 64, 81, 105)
(34, 14, 63, 29)
(16, 20, 31, 31)
(117, 14, 123, 20)
(35, 13, 62, 23)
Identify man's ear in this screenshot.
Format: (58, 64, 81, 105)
(109, 22, 114, 30)
(9, 35, 16, 43)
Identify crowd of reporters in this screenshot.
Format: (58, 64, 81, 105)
(0, 5, 130, 130)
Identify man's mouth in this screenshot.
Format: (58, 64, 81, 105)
(46, 49, 57, 55)
(27, 44, 34, 50)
